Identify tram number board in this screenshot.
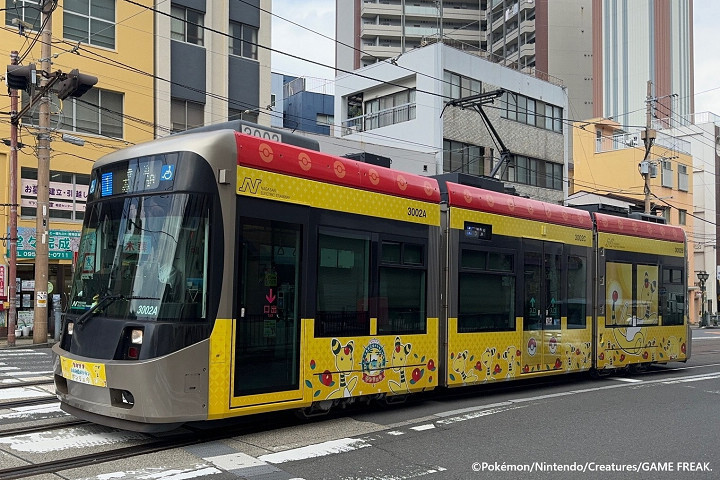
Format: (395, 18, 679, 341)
(464, 222, 492, 240)
(97, 157, 176, 197)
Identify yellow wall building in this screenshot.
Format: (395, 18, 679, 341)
(1, 1, 155, 335)
(572, 119, 697, 323)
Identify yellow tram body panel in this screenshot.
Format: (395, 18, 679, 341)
(449, 208, 594, 247)
(596, 323, 688, 369)
(207, 318, 440, 418)
(301, 318, 440, 399)
(237, 165, 441, 227)
(446, 317, 593, 386)
(597, 232, 685, 257)
(207, 318, 309, 418)
(596, 231, 687, 369)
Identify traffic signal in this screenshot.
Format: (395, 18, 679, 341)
(54, 68, 98, 100)
(5, 63, 37, 92)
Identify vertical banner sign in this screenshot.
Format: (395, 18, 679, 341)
(0, 264, 5, 300)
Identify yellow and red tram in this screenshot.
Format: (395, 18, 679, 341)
(52, 126, 689, 431)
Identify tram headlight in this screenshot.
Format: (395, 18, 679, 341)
(66, 322, 74, 335)
(130, 329, 143, 344)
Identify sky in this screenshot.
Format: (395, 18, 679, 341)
(271, 0, 720, 118)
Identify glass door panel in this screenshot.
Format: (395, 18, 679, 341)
(234, 221, 301, 396)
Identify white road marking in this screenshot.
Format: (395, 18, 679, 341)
(0, 426, 147, 452)
(72, 465, 222, 479)
(339, 466, 447, 480)
(258, 438, 372, 464)
(612, 377, 643, 383)
(205, 452, 267, 470)
(410, 424, 435, 431)
(0, 386, 54, 400)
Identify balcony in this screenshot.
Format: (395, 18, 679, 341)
(360, 45, 402, 61)
(342, 102, 417, 136)
(362, 24, 403, 37)
(362, 3, 403, 17)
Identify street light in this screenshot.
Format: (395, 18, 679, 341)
(697, 271, 709, 327)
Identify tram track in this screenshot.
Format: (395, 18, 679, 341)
(0, 379, 54, 390)
(0, 434, 199, 480)
(0, 418, 89, 437)
(0, 412, 300, 480)
(0, 396, 58, 410)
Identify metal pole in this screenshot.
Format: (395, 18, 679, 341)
(7, 51, 20, 347)
(643, 80, 653, 214)
(33, 0, 52, 343)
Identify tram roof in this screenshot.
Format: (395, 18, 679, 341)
(594, 212, 686, 243)
(235, 132, 441, 203)
(444, 181, 594, 230)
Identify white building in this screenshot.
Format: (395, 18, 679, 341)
(667, 112, 720, 315)
(334, 42, 569, 202)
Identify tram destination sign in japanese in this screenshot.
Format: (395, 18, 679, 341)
(6, 227, 81, 260)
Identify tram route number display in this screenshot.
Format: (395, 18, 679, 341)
(464, 221, 492, 240)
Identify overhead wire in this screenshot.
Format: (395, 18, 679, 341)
(4, 0, 717, 223)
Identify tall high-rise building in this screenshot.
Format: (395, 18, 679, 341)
(336, 0, 693, 125)
(336, 0, 487, 72)
(592, 0, 694, 128)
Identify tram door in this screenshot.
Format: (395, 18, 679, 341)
(234, 221, 302, 398)
(522, 240, 563, 373)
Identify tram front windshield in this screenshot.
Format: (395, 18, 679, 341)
(68, 193, 209, 321)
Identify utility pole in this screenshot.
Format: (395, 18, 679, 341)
(5, 5, 97, 346)
(33, 0, 53, 343)
(7, 51, 20, 347)
(641, 80, 656, 214)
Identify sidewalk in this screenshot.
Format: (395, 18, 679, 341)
(1, 334, 57, 349)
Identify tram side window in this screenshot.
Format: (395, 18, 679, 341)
(458, 250, 515, 332)
(567, 255, 587, 328)
(661, 267, 685, 325)
(605, 262, 660, 326)
(636, 264, 660, 325)
(378, 241, 427, 335)
(315, 232, 370, 337)
(605, 262, 633, 326)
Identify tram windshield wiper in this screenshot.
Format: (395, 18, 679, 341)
(75, 295, 159, 327)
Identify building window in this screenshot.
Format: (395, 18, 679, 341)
(171, 4, 204, 46)
(229, 21, 258, 60)
(501, 91, 563, 133)
(443, 140, 485, 176)
(171, 98, 204, 132)
(22, 89, 124, 138)
(316, 113, 334, 126)
(5, 0, 42, 31)
(678, 164, 689, 192)
(64, 0, 115, 49)
(661, 160, 673, 188)
(21, 167, 89, 220)
(503, 155, 563, 190)
(443, 70, 481, 100)
(678, 209, 687, 225)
